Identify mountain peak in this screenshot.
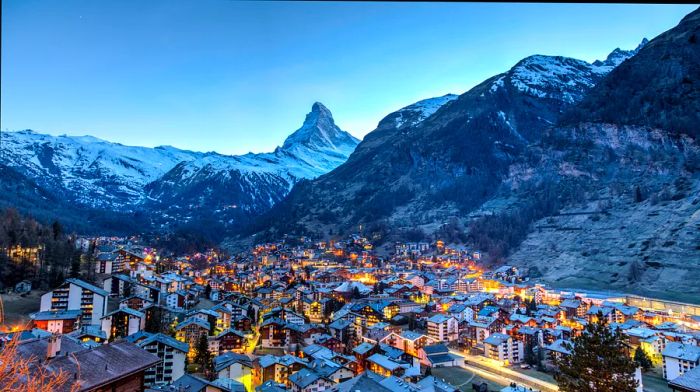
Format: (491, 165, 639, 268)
(592, 38, 648, 69)
(311, 101, 331, 115)
(281, 103, 358, 154)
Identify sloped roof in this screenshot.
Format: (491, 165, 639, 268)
(331, 372, 392, 392)
(43, 340, 159, 392)
(66, 278, 109, 297)
(663, 342, 700, 362)
(32, 309, 82, 321)
(668, 365, 700, 391)
(137, 332, 189, 353)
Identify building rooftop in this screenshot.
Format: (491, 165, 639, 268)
(65, 278, 110, 297)
(668, 366, 700, 391)
(663, 342, 700, 362)
(42, 340, 159, 392)
(31, 309, 82, 321)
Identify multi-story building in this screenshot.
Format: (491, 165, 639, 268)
(214, 352, 255, 392)
(662, 342, 700, 381)
(101, 306, 146, 340)
(39, 278, 108, 326)
(484, 333, 524, 364)
(175, 317, 211, 358)
(427, 314, 458, 342)
(127, 332, 189, 386)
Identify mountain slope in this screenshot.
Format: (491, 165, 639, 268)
(247, 41, 646, 241)
(564, 9, 700, 138)
(244, 9, 700, 301)
(502, 7, 700, 302)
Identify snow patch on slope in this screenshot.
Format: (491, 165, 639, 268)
(393, 94, 459, 128)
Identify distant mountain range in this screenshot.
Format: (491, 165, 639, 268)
(0, 102, 359, 233)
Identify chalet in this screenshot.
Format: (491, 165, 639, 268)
(188, 308, 219, 331)
(306, 357, 355, 383)
(466, 317, 500, 345)
(231, 314, 254, 333)
(214, 352, 255, 392)
(365, 353, 414, 378)
(101, 307, 146, 340)
(544, 339, 573, 361)
(213, 328, 248, 354)
(380, 330, 436, 359)
(255, 354, 309, 387)
(328, 318, 354, 344)
(31, 309, 81, 334)
(560, 299, 585, 318)
(352, 342, 379, 372)
(260, 318, 288, 348)
(623, 328, 663, 366)
(117, 248, 145, 270)
(165, 290, 187, 310)
(447, 303, 474, 322)
(68, 325, 107, 344)
(17, 336, 159, 392)
(175, 317, 211, 356)
(120, 294, 152, 311)
(288, 368, 333, 392)
(668, 366, 700, 392)
(95, 252, 119, 274)
(316, 334, 345, 353)
(212, 303, 234, 330)
(285, 323, 328, 347)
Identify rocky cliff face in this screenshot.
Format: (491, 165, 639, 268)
(501, 123, 700, 302)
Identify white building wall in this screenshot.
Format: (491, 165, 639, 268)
(40, 293, 52, 312)
(92, 293, 107, 325)
(68, 284, 82, 310)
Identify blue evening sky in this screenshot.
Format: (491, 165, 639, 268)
(1, 1, 696, 155)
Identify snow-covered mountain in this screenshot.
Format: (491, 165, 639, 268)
(490, 38, 647, 104)
(390, 94, 459, 129)
(1, 103, 359, 228)
(251, 40, 652, 242)
(1, 130, 204, 208)
(145, 103, 359, 216)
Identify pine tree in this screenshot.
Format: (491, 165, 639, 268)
(194, 333, 212, 375)
(69, 250, 81, 278)
(145, 307, 163, 333)
(247, 305, 257, 322)
(555, 314, 638, 392)
(525, 341, 537, 365)
(634, 346, 653, 372)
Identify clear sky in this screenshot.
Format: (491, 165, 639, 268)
(1, 2, 696, 155)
